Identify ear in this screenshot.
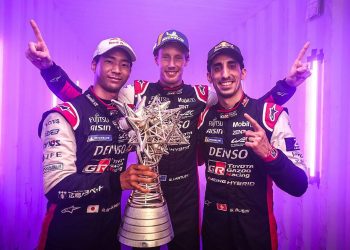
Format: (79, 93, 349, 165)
(207, 71, 212, 83)
(184, 56, 189, 67)
(241, 68, 247, 80)
(91, 60, 97, 72)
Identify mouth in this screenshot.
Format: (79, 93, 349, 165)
(108, 77, 123, 83)
(165, 71, 178, 78)
(218, 80, 235, 87)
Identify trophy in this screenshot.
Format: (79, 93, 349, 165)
(113, 96, 189, 248)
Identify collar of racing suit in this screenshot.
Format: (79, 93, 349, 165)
(156, 80, 185, 91)
(215, 93, 249, 113)
(88, 86, 116, 110)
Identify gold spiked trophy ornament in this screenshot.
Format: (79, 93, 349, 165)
(113, 96, 189, 248)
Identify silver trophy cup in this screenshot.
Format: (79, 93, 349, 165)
(113, 96, 189, 248)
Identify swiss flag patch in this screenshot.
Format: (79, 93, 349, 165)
(52, 102, 80, 130)
(262, 103, 284, 132)
(134, 80, 149, 96)
(194, 85, 209, 103)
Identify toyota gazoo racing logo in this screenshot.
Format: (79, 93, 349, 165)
(83, 158, 111, 173)
(83, 158, 125, 173)
(208, 160, 227, 175)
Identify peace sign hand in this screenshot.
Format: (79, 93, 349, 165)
(25, 19, 53, 70)
(285, 42, 311, 87)
(244, 113, 273, 159)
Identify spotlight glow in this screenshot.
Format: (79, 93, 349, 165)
(0, 39, 3, 143)
(52, 95, 57, 107)
(305, 60, 318, 177)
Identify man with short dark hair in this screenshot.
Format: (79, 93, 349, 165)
(198, 41, 309, 250)
(28, 20, 156, 250)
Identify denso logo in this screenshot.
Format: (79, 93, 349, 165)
(93, 144, 127, 156)
(232, 121, 251, 128)
(209, 147, 248, 160)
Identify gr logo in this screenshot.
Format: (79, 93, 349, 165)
(208, 160, 227, 175)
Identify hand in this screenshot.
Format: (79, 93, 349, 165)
(25, 19, 53, 69)
(285, 42, 311, 87)
(120, 164, 157, 193)
(244, 113, 272, 159)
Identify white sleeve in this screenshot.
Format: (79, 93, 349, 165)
(41, 112, 77, 194)
(270, 111, 308, 172)
(206, 90, 218, 108)
(118, 84, 135, 105)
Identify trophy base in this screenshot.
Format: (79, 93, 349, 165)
(118, 203, 174, 248)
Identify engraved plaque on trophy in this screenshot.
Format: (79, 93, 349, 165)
(113, 96, 189, 248)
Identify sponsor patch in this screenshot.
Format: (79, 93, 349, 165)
(208, 160, 227, 175)
(61, 205, 80, 214)
(232, 121, 250, 128)
(87, 205, 100, 213)
(284, 137, 300, 151)
(102, 203, 120, 213)
(219, 111, 237, 119)
(209, 119, 223, 127)
(43, 140, 61, 148)
(45, 129, 59, 137)
(159, 175, 167, 181)
(43, 163, 63, 173)
(216, 203, 228, 211)
(45, 119, 60, 126)
(87, 135, 112, 142)
(204, 137, 223, 144)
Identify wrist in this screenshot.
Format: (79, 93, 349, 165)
(262, 146, 279, 162)
(282, 77, 295, 88)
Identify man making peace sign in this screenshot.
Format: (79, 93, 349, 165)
(197, 41, 309, 250)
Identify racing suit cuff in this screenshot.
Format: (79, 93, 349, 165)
(263, 149, 288, 172)
(279, 78, 297, 92)
(40, 62, 62, 81)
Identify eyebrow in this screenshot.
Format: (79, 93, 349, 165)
(103, 55, 130, 63)
(212, 62, 223, 68)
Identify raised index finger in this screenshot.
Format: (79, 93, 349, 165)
(30, 19, 45, 43)
(294, 41, 310, 63)
(244, 113, 262, 132)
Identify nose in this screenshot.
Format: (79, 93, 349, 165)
(111, 64, 121, 74)
(222, 65, 229, 79)
(168, 57, 176, 68)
